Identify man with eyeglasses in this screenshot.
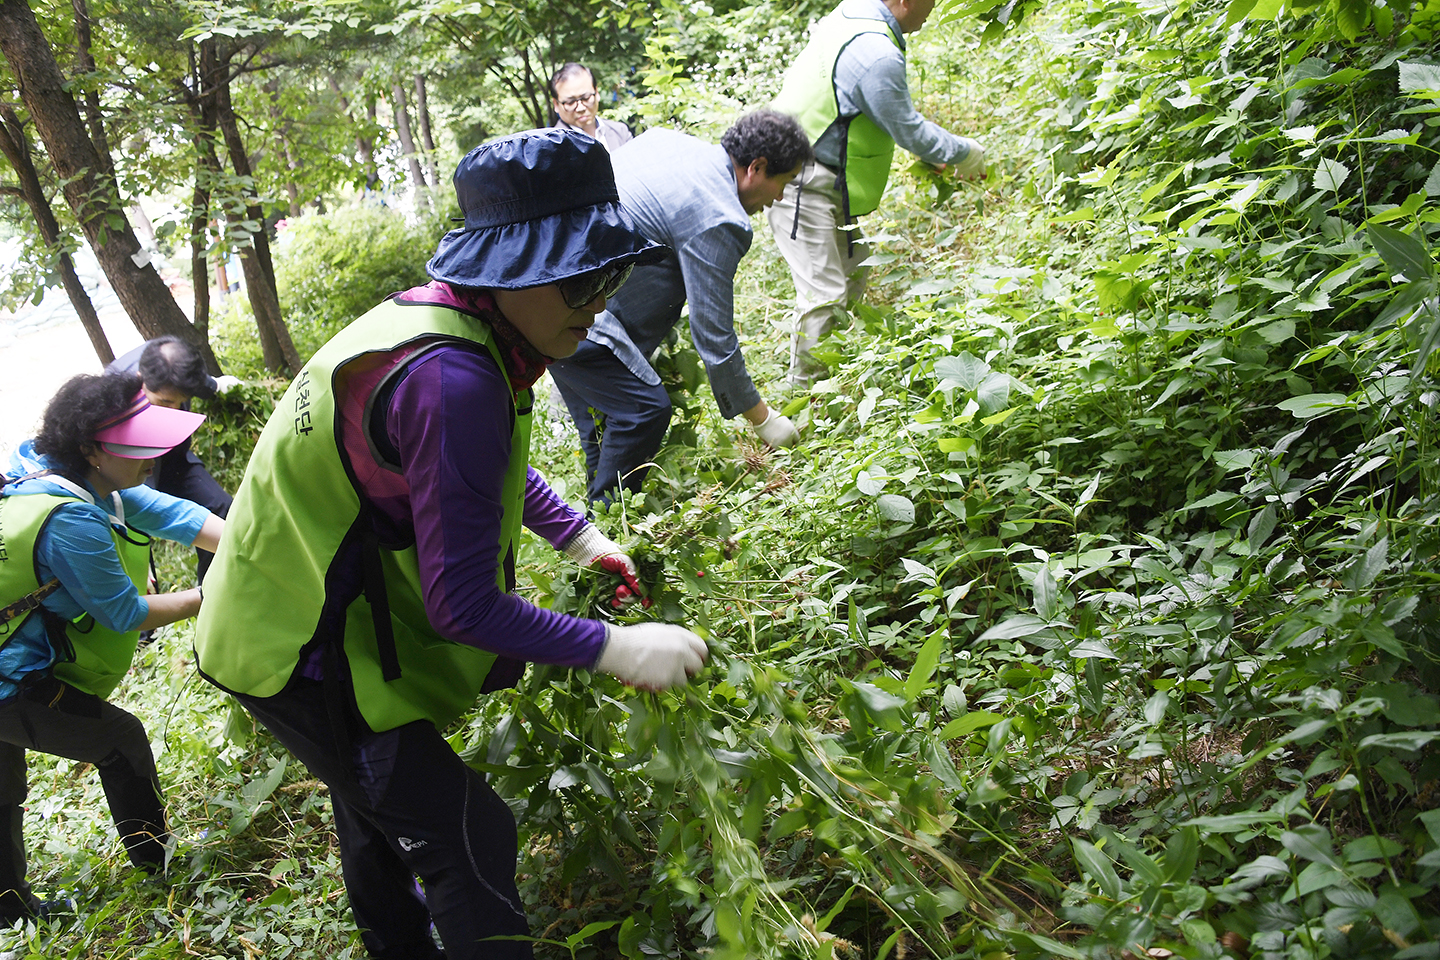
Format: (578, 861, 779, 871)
(550, 62, 633, 152)
(548, 109, 814, 505)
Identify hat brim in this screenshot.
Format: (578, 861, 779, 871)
(426, 201, 668, 290)
(94, 403, 205, 459)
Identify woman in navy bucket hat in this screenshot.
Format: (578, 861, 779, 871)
(193, 128, 709, 960)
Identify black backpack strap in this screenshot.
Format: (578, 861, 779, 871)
(358, 509, 402, 684)
(0, 578, 60, 627)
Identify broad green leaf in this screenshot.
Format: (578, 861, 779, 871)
(1314, 158, 1350, 193)
(1144, 690, 1170, 725)
(1033, 566, 1059, 620)
(1164, 827, 1201, 882)
(1426, 159, 1440, 198)
(241, 757, 287, 809)
(938, 711, 1004, 739)
(1072, 838, 1122, 900)
(1213, 448, 1257, 471)
(1005, 931, 1086, 959)
(877, 494, 915, 522)
(1229, 855, 1291, 881)
(1335, 0, 1368, 39)
(1369, 223, 1434, 282)
(1294, 861, 1346, 896)
(1399, 61, 1440, 94)
(1358, 731, 1440, 751)
(904, 629, 945, 701)
(1343, 835, 1404, 861)
(1277, 393, 1350, 418)
(1187, 812, 1286, 832)
(1181, 918, 1217, 945)
(1052, 207, 1096, 223)
(1070, 638, 1119, 659)
(976, 372, 1012, 413)
(934, 352, 989, 391)
(977, 614, 1050, 642)
(937, 436, 977, 456)
(899, 558, 937, 585)
(1282, 825, 1341, 868)
(1347, 538, 1388, 590)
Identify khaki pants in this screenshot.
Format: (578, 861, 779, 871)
(766, 163, 870, 384)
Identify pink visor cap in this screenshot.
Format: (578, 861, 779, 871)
(93, 391, 206, 459)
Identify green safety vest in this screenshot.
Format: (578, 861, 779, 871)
(193, 299, 533, 734)
(772, 6, 902, 217)
(0, 485, 151, 700)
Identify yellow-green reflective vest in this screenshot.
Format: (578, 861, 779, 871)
(0, 488, 151, 699)
(772, 7, 902, 217)
(194, 299, 532, 733)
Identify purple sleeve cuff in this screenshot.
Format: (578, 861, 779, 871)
(523, 467, 591, 548)
(387, 347, 607, 668)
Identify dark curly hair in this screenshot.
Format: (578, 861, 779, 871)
(720, 109, 813, 177)
(33, 372, 143, 483)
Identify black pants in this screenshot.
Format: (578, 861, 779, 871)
(237, 679, 533, 960)
(0, 679, 167, 923)
(151, 447, 232, 581)
(549, 339, 673, 505)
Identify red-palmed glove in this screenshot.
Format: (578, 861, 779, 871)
(564, 524, 648, 608)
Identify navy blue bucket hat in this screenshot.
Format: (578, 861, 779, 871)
(427, 128, 666, 289)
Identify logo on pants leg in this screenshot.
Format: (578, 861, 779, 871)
(397, 836, 427, 851)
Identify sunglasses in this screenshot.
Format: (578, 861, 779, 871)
(558, 263, 634, 309)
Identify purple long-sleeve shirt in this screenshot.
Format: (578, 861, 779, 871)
(333, 297, 606, 670)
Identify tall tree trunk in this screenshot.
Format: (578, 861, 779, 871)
(413, 73, 439, 188)
(0, 104, 113, 364)
(69, 0, 112, 180)
(264, 78, 302, 218)
(327, 74, 378, 189)
(360, 96, 378, 188)
(213, 53, 300, 373)
(0, 0, 199, 345)
(391, 81, 428, 205)
(179, 38, 222, 375)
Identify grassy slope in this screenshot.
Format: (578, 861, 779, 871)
(5, 1, 1438, 956)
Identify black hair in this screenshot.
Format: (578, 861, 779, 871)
(549, 62, 595, 100)
(721, 109, 814, 176)
(33, 372, 144, 483)
(139, 335, 214, 399)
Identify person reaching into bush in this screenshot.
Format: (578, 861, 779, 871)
(106, 335, 241, 581)
(193, 128, 709, 960)
(0, 373, 223, 924)
(768, 0, 988, 385)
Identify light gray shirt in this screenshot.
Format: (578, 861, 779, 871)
(814, 0, 972, 169)
(556, 117, 633, 153)
(587, 128, 760, 420)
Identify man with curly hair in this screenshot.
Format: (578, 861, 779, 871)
(548, 109, 813, 504)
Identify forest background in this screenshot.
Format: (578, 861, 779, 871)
(1, 0, 1439, 956)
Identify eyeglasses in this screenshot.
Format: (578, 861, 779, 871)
(558, 263, 633, 309)
(559, 92, 597, 108)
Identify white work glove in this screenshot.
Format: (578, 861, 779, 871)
(753, 408, 799, 449)
(951, 138, 986, 180)
(595, 622, 708, 691)
(564, 524, 647, 608)
(213, 375, 244, 395)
